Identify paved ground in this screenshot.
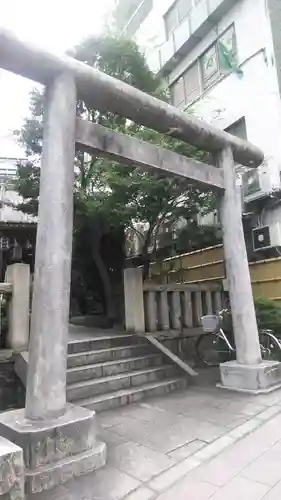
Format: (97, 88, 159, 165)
(32, 370, 281, 500)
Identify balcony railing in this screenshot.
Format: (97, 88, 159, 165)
(159, 0, 238, 74)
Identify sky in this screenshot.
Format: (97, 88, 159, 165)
(0, 0, 115, 158)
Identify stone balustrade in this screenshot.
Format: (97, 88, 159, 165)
(1, 263, 31, 352)
(124, 267, 223, 334)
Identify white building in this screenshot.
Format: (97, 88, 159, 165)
(0, 158, 35, 224)
(114, 0, 281, 256)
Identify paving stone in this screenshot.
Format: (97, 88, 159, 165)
(238, 402, 267, 416)
(112, 418, 196, 453)
(193, 436, 235, 461)
(110, 441, 175, 481)
(248, 414, 281, 443)
(170, 394, 209, 406)
(98, 409, 132, 429)
(241, 451, 281, 486)
(189, 420, 228, 443)
(220, 414, 252, 429)
(208, 476, 270, 500)
(123, 486, 155, 500)
(262, 480, 281, 499)
(155, 476, 219, 500)
(99, 428, 128, 448)
(228, 418, 262, 439)
(189, 408, 251, 429)
(120, 403, 190, 427)
(168, 440, 206, 461)
(191, 418, 281, 487)
(189, 455, 241, 487)
(143, 397, 188, 414)
(255, 405, 281, 421)
(169, 399, 219, 416)
(68, 466, 141, 500)
(264, 440, 281, 458)
(148, 456, 201, 492)
(254, 391, 281, 406)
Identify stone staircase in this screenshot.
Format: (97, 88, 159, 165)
(66, 333, 188, 411)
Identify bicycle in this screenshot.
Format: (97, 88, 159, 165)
(195, 311, 281, 366)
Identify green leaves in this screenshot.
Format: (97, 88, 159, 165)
(15, 34, 216, 264)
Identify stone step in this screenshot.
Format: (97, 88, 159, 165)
(68, 334, 141, 354)
(76, 377, 189, 412)
(67, 354, 164, 384)
(67, 343, 154, 368)
(67, 365, 180, 401)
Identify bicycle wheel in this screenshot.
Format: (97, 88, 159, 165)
(259, 331, 281, 361)
(195, 333, 233, 367)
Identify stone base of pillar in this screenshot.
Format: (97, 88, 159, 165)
(218, 360, 281, 394)
(0, 404, 106, 496)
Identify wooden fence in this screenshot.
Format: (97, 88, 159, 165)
(149, 245, 281, 305)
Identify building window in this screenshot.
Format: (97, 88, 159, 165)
(220, 24, 237, 57)
(183, 62, 201, 103)
(164, 3, 179, 39)
(201, 44, 219, 87)
(170, 24, 238, 107)
(170, 62, 200, 108)
(201, 25, 238, 89)
(177, 0, 193, 22)
(115, 0, 153, 37)
(171, 77, 185, 108)
(164, 0, 196, 39)
(124, 0, 153, 37)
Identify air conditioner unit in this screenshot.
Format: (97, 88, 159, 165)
(243, 165, 277, 202)
(252, 223, 281, 251)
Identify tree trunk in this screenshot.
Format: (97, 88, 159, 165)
(92, 243, 115, 324)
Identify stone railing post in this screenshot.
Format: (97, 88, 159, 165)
(5, 263, 30, 351)
(0, 437, 24, 499)
(145, 291, 157, 332)
(124, 268, 145, 333)
(171, 291, 181, 330)
(159, 291, 170, 330)
(183, 291, 193, 328)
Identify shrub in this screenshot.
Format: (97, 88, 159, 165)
(220, 296, 281, 338)
(254, 297, 281, 336)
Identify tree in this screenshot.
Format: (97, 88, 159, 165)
(15, 35, 215, 321)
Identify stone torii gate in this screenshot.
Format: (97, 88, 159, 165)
(0, 27, 280, 494)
